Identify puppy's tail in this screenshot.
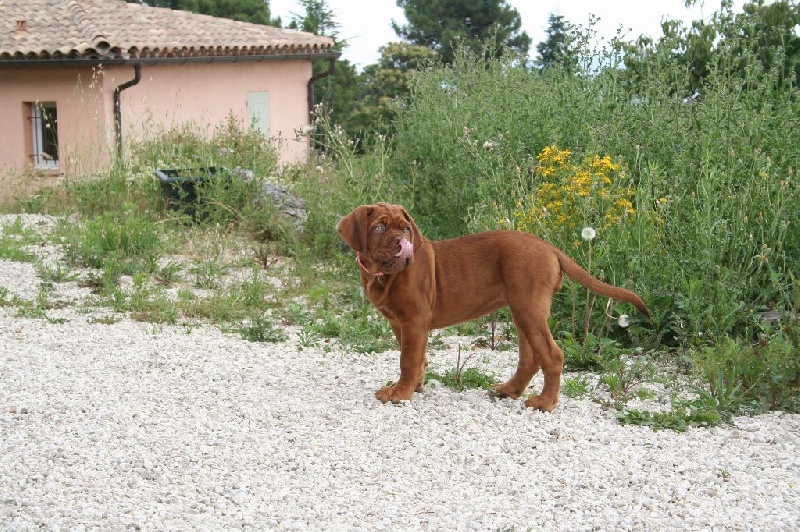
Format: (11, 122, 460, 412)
(556, 249, 651, 319)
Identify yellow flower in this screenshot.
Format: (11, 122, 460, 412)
(519, 145, 636, 239)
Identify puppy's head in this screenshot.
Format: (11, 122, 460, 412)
(337, 203, 422, 275)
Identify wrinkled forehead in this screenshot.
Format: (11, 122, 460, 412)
(369, 203, 408, 227)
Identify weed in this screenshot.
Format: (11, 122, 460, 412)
(616, 404, 721, 432)
(238, 314, 288, 343)
(509, 146, 635, 247)
(561, 332, 614, 372)
(635, 387, 657, 401)
(426, 367, 496, 392)
(297, 328, 320, 349)
(0, 239, 35, 262)
(88, 315, 122, 325)
(335, 314, 394, 354)
(563, 375, 591, 398)
(154, 261, 183, 284)
(426, 344, 496, 391)
(599, 355, 654, 404)
(1, 216, 43, 239)
(63, 209, 162, 276)
(12, 286, 66, 324)
(692, 330, 800, 417)
(191, 260, 225, 289)
(0, 218, 38, 262)
(176, 288, 197, 301)
(427, 333, 447, 351)
(127, 278, 179, 325)
(38, 263, 78, 284)
(236, 267, 274, 309)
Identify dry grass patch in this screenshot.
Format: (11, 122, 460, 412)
(0, 169, 64, 212)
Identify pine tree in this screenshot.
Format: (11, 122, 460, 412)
(534, 14, 574, 71)
(393, 0, 530, 64)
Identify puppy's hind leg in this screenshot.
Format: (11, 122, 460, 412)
(495, 293, 563, 412)
(520, 309, 564, 412)
(523, 337, 563, 411)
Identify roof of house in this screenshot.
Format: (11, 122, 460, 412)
(0, 0, 338, 64)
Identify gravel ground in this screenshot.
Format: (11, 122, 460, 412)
(1, 215, 799, 530)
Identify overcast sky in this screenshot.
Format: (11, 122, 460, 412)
(269, 0, 747, 69)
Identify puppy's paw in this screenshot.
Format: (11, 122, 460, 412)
(490, 382, 524, 400)
(375, 383, 414, 404)
(524, 394, 557, 412)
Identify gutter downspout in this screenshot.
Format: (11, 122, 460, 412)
(307, 56, 336, 122)
(114, 63, 142, 160)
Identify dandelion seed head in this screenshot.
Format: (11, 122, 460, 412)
(581, 227, 597, 241)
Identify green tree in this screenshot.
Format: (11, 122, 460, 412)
(349, 42, 437, 137)
(721, 0, 800, 87)
(286, 0, 339, 38)
(534, 14, 575, 71)
(125, 0, 280, 25)
(393, 0, 530, 64)
(620, 0, 800, 94)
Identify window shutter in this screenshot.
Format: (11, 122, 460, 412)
(247, 92, 270, 137)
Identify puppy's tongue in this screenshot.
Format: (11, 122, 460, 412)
(395, 238, 414, 259)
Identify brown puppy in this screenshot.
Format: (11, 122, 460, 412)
(337, 202, 650, 411)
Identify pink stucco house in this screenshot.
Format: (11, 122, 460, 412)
(0, 0, 339, 176)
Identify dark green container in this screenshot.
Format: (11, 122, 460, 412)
(155, 166, 226, 203)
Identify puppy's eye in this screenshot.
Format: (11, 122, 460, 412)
(403, 226, 411, 234)
(373, 224, 385, 233)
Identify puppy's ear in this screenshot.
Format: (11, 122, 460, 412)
(400, 206, 424, 253)
(337, 205, 373, 252)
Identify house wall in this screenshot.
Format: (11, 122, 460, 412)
(0, 59, 314, 176)
(113, 60, 313, 166)
(0, 66, 111, 176)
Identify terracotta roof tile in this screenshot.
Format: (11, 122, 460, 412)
(0, 0, 337, 62)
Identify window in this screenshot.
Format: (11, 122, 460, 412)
(247, 92, 270, 137)
(29, 102, 59, 169)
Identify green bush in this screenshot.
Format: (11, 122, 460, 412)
(383, 31, 799, 355)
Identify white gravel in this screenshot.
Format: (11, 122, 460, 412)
(1, 215, 800, 530)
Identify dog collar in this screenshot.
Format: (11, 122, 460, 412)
(356, 252, 385, 277)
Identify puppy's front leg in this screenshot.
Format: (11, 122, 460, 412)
(375, 325, 429, 403)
